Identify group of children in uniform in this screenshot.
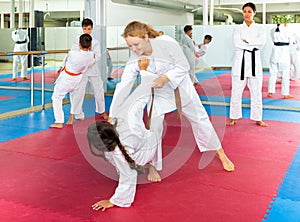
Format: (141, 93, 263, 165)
(181, 25, 212, 85)
(50, 18, 108, 128)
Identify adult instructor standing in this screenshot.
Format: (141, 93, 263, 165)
(227, 2, 267, 127)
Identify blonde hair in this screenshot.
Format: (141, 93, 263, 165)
(122, 21, 164, 39)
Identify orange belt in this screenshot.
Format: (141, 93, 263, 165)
(146, 87, 182, 130)
(62, 67, 82, 76)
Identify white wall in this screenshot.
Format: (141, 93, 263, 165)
(2, 23, 300, 67)
(106, 1, 194, 26)
(0, 0, 84, 13)
(0, 0, 194, 26)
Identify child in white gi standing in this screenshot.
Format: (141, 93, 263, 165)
(11, 29, 29, 80)
(181, 25, 198, 85)
(227, 2, 267, 127)
(66, 18, 107, 125)
(50, 34, 96, 128)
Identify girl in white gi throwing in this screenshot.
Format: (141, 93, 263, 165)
(109, 21, 234, 177)
(227, 2, 267, 127)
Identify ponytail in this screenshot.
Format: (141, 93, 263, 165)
(122, 21, 163, 39)
(116, 140, 145, 174)
(87, 121, 144, 174)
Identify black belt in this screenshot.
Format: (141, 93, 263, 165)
(16, 40, 27, 44)
(274, 42, 289, 46)
(240, 48, 258, 80)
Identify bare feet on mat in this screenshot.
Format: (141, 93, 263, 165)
(92, 200, 114, 211)
(147, 164, 161, 182)
(226, 119, 237, 126)
(12, 78, 16, 81)
(256, 121, 268, 127)
(267, 93, 273, 97)
(99, 112, 109, 120)
(50, 123, 63, 128)
(23, 77, 29, 80)
(283, 95, 293, 99)
(66, 114, 74, 125)
(216, 148, 235, 172)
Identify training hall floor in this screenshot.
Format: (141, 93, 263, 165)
(0, 66, 299, 221)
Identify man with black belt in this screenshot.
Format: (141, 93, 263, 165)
(268, 23, 293, 99)
(11, 29, 29, 80)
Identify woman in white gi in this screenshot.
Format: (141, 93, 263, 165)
(109, 21, 234, 177)
(50, 34, 96, 128)
(289, 33, 300, 80)
(267, 23, 293, 99)
(89, 69, 161, 210)
(181, 25, 198, 84)
(11, 29, 29, 80)
(227, 2, 267, 127)
(65, 18, 107, 125)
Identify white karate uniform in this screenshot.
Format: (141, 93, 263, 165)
(289, 33, 300, 80)
(195, 43, 208, 57)
(181, 33, 197, 83)
(52, 50, 95, 123)
(110, 35, 221, 171)
(195, 43, 209, 68)
(230, 21, 266, 121)
(106, 50, 113, 78)
(11, 29, 29, 79)
(68, 34, 105, 119)
(104, 73, 159, 207)
(268, 25, 291, 96)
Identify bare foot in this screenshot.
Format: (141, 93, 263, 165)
(99, 112, 109, 120)
(66, 114, 74, 125)
(147, 164, 161, 182)
(283, 95, 293, 99)
(216, 148, 235, 172)
(226, 119, 237, 126)
(267, 93, 273, 97)
(23, 77, 29, 80)
(12, 78, 16, 81)
(50, 123, 63, 128)
(256, 121, 268, 127)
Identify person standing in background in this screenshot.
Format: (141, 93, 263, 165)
(50, 34, 96, 129)
(11, 29, 29, 80)
(227, 2, 267, 127)
(106, 49, 114, 80)
(195, 35, 212, 57)
(65, 18, 108, 125)
(289, 32, 300, 80)
(181, 25, 198, 85)
(195, 35, 213, 70)
(267, 23, 293, 99)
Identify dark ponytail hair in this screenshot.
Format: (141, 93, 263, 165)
(87, 121, 144, 174)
